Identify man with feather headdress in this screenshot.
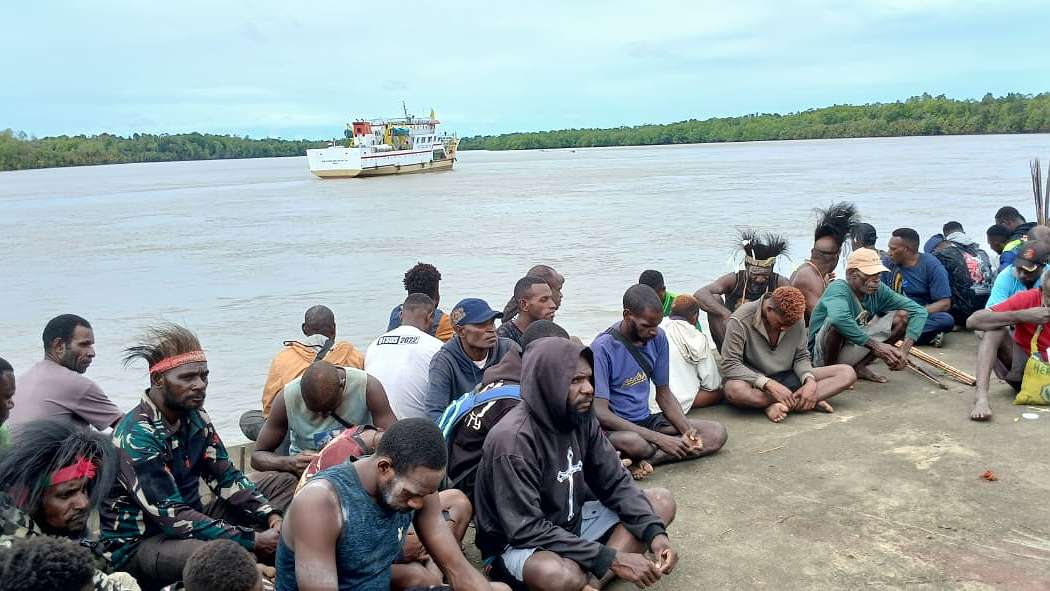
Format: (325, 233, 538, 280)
(695, 229, 791, 349)
(791, 202, 860, 323)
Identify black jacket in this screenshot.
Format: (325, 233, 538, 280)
(473, 338, 666, 577)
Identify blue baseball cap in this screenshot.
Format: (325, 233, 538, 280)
(450, 298, 502, 326)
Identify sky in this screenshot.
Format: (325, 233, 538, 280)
(2, 0, 1047, 139)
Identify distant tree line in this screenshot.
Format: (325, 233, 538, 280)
(0, 130, 327, 171)
(459, 93, 1050, 151)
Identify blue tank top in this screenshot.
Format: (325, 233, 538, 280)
(275, 463, 414, 591)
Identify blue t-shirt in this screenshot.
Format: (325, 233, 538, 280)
(881, 253, 951, 306)
(591, 324, 670, 423)
(986, 268, 1043, 308)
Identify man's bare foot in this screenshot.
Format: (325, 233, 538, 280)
(629, 460, 654, 480)
(971, 397, 992, 421)
(856, 365, 888, 383)
(765, 402, 789, 423)
(816, 400, 834, 413)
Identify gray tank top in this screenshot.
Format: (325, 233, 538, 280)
(283, 367, 370, 455)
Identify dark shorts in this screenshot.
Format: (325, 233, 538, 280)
(767, 369, 803, 391)
(631, 412, 674, 432)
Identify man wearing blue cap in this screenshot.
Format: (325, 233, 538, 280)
(425, 298, 520, 420)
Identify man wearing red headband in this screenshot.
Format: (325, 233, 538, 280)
(0, 419, 139, 590)
(101, 324, 296, 590)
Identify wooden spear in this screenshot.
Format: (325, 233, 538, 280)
(895, 341, 977, 386)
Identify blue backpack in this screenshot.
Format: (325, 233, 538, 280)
(436, 383, 521, 442)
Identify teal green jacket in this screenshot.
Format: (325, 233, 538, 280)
(808, 279, 928, 350)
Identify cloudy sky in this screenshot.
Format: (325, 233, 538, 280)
(2, 0, 1046, 139)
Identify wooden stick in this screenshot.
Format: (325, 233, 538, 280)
(907, 361, 949, 390)
(895, 342, 977, 385)
(757, 445, 785, 454)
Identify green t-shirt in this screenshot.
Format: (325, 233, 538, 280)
(0, 425, 9, 450)
(661, 291, 677, 316)
(808, 279, 928, 349)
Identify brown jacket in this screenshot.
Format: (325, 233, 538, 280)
(719, 295, 814, 389)
(261, 340, 364, 415)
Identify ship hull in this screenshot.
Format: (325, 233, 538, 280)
(307, 146, 455, 179)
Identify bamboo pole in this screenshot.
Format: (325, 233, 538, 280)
(895, 341, 977, 386)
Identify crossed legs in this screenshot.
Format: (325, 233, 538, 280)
(723, 365, 857, 423)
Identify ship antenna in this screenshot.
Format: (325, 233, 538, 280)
(402, 100, 409, 120)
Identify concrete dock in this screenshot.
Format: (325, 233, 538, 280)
(598, 332, 1050, 589)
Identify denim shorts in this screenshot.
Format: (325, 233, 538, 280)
(498, 501, 620, 582)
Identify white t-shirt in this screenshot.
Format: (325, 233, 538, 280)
(648, 317, 722, 414)
(365, 325, 443, 420)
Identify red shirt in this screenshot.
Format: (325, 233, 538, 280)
(990, 288, 1050, 352)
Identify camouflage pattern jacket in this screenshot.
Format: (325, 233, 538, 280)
(100, 394, 277, 568)
(0, 498, 141, 591)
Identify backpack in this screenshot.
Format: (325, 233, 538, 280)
(932, 247, 978, 325)
(436, 384, 521, 442)
(956, 244, 994, 295)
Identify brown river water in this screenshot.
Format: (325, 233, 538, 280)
(3, 134, 1048, 441)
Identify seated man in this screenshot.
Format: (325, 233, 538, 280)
(387, 262, 455, 342)
(592, 285, 727, 474)
(994, 206, 1036, 271)
(0, 420, 139, 591)
(809, 249, 928, 383)
(102, 324, 295, 591)
(497, 276, 557, 348)
(474, 337, 678, 591)
(986, 224, 1011, 259)
(696, 230, 791, 349)
(638, 270, 680, 317)
(792, 203, 859, 323)
(881, 228, 954, 346)
(241, 305, 364, 441)
(9, 314, 123, 430)
(0, 357, 13, 449)
(502, 264, 565, 321)
(425, 298, 518, 420)
(722, 287, 856, 423)
(440, 320, 571, 499)
(851, 222, 878, 252)
(0, 536, 102, 591)
(294, 426, 472, 590)
(966, 271, 1050, 421)
(366, 293, 444, 420)
(986, 241, 1048, 307)
(251, 361, 396, 476)
(277, 418, 503, 591)
(648, 294, 722, 415)
(175, 539, 266, 591)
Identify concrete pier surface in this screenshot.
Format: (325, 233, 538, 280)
(600, 332, 1050, 589)
(456, 332, 1050, 589)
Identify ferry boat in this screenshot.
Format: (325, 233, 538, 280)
(307, 106, 458, 178)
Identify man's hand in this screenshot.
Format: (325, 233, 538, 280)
(794, 378, 819, 412)
(610, 551, 662, 587)
(649, 432, 690, 459)
(649, 534, 678, 574)
(1015, 307, 1050, 325)
(253, 528, 280, 560)
(284, 452, 318, 475)
(763, 379, 796, 406)
(400, 531, 429, 563)
(681, 429, 703, 453)
(267, 513, 283, 531)
(871, 342, 906, 370)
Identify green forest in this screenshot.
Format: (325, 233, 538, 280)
(2, 93, 1049, 170)
(0, 130, 326, 171)
(459, 92, 1050, 151)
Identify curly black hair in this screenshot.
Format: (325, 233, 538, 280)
(403, 263, 442, 300)
(0, 536, 95, 591)
(182, 539, 261, 591)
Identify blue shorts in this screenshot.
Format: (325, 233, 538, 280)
(498, 501, 620, 582)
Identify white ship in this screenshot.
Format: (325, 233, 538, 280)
(307, 106, 458, 178)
